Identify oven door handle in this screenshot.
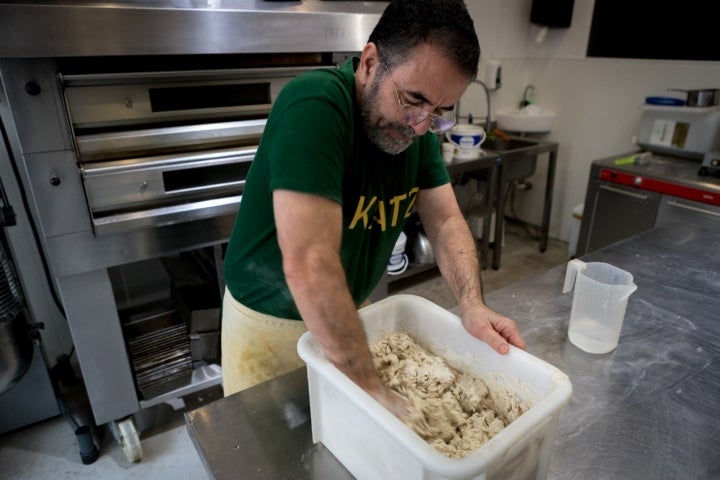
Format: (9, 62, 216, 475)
(81, 146, 257, 176)
(92, 195, 242, 235)
(599, 184, 651, 200)
(76, 119, 266, 161)
(665, 199, 720, 217)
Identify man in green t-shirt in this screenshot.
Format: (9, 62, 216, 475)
(222, 0, 526, 422)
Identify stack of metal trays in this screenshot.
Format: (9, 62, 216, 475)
(123, 308, 192, 400)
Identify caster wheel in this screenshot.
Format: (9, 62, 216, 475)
(110, 416, 143, 463)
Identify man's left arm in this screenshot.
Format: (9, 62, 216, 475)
(415, 183, 526, 353)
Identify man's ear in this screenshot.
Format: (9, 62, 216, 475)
(356, 42, 380, 87)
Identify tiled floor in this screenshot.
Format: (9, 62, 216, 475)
(0, 222, 568, 479)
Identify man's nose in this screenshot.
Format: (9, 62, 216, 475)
(411, 117, 432, 135)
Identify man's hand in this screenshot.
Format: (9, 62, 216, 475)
(369, 386, 431, 436)
(461, 304, 526, 354)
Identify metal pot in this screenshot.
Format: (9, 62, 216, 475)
(412, 232, 435, 265)
(667, 88, 720, 107)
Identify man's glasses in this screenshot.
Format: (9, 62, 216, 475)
(384, 63, 456, 134)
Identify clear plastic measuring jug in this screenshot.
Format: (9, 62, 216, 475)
(562, 259, 637, 354)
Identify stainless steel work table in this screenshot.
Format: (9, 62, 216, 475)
(446, 152, 503, 270)
(186, 223, 720, 479)
(446, 138, 559, 270)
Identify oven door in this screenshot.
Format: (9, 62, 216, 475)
(82, 146, 255, 234)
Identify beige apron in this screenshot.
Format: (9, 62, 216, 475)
(221, 288, 308, 396)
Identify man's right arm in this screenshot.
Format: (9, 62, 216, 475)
(273, 189, 433, 431)
(273, 190, 394, 393)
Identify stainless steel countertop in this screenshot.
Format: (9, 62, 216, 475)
(483, 223, 720, 479)
(186, 222, 720, 479)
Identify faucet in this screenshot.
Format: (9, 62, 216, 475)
(455, 79, 492, 133)
(520, 84, 535, 108)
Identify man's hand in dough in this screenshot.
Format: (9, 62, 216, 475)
(369, 386, 430, 434)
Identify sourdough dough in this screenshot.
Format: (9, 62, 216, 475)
(370, 332, 531, 458)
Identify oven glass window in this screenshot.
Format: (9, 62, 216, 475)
(149, 83, 271, 112)
(163, 162, 252, 192)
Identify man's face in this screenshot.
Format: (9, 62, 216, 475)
(361, 70, 416, 155)
(358, 44, 470, 156)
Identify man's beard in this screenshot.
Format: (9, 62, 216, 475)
(361, 74, 416, 155)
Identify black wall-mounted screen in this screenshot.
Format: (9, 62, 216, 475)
(587, 0, 720, 61)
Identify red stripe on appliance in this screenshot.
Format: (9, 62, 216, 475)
(599, 168, 720, 206)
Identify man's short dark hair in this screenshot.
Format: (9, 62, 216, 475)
(368, 0, 480, 79)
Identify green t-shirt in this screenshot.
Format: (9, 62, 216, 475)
(223, 58, 450, 319)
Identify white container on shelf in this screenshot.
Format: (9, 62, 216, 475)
(636, 104, 720, 158)
(297, 294, 573, 480)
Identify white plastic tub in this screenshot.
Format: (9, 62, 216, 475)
(297, 294, 572, 480)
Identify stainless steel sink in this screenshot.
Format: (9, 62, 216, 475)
(483, 137, 539, 152)
(482, 137, 542, 181)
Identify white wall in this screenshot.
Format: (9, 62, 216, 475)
(463, 0, 720, 242)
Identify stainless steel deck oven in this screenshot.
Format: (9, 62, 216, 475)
(0, 0, 386, 461)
